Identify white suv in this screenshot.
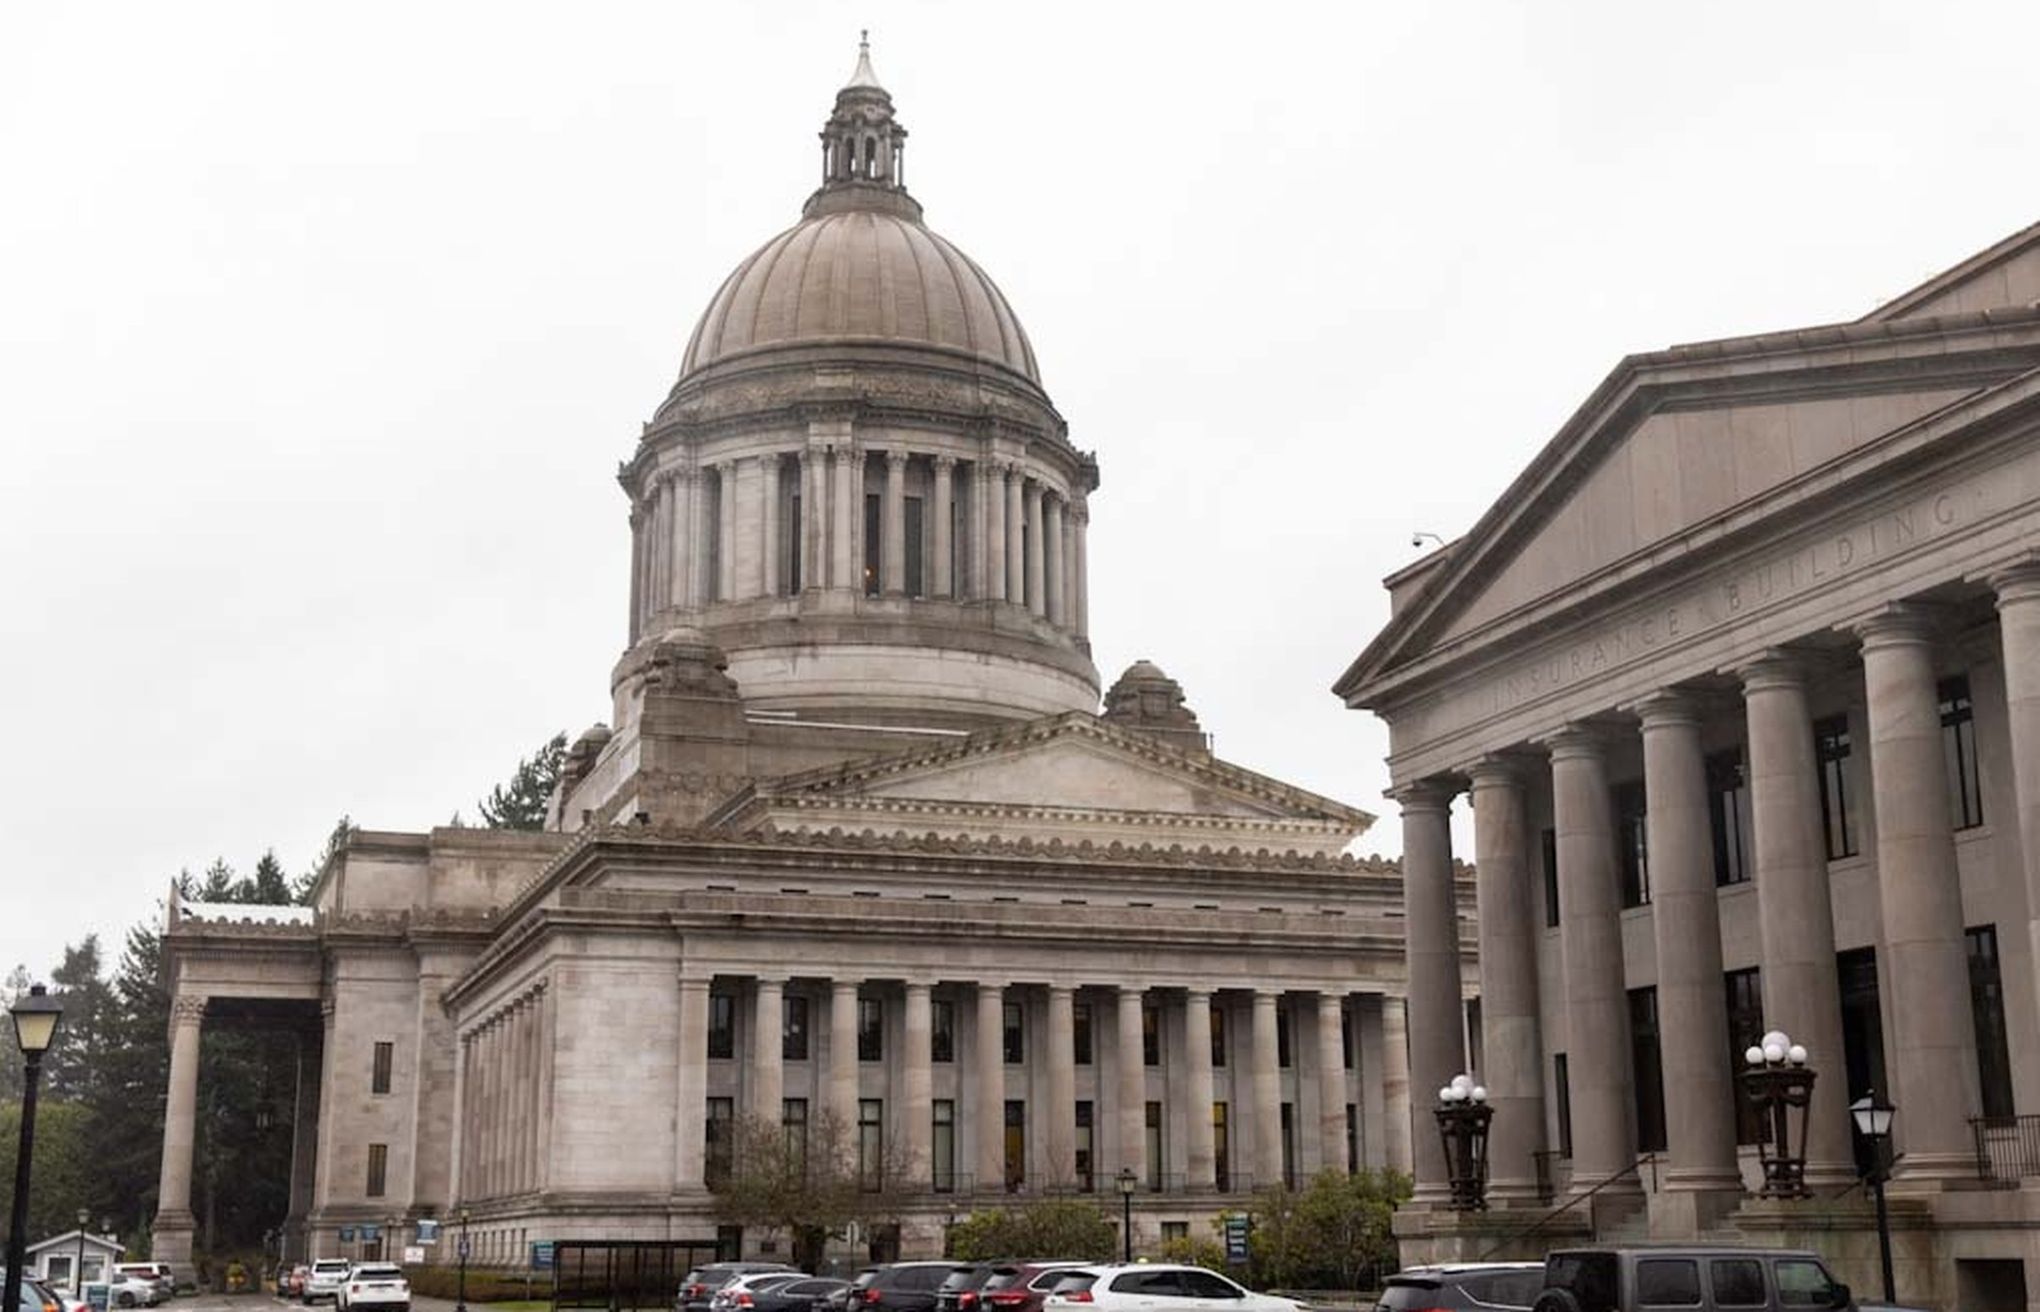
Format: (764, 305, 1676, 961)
(303, 1262, 354, 1305)
(335, 1265, 408, 1312)
(1043, 1266, 1307, 1312)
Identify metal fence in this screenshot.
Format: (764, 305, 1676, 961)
(1970, 1114, 2040, 1182)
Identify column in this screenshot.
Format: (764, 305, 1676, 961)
(670, 467, 696, 610)
(648, 480, 669, 621)
(1044, 495, 1066, 625)
(717, 461, 738, 603)
(1381, 995, 1411, 1173)
(1249, 991, 1282, 1188)
(1046, 985, 1077, 1186)
(882, 450, 907, 594)
(1991, 561, 2040, 1059)
(1465, 759, 1545, 1203)
(802, 449, 827, 593)
(1183, 989, 1217, 1188)
(1313, 993, 1346, 1175)
(1025, 481, 1047, 616)
(975, 983, 1006, 1190)
(760, 454, 781, 598)
(1116, 987, 1146, 1181)
(1398, 781, 1464, 1202)
(627, 505, 645, 641)
(966, 460, 989, 600)
(535, 985, 556, 1193)
(932, 457, 956, 598)
(453, 1034, 471, 1204)
(903, 982, 934, 1183)
(1858, 607, 1981, 1180)
(152, 994, 204, 1270)
(832, 446, 858, 592)
(675, 977, 710, 1191)
(1072, 501, 1090, 641)
(1004, 466, 1026, 603)
(731, 457, 761, 599)
(829, 980, 860, 1157)
(1547, 726, 1640, 1196)
(752, 977, 786, 1129)
(1637, 692, 1742, 1210)
(690, 467, 714, 607)
(285, 1028, 321, 1257)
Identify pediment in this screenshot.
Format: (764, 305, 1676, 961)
(1864, 220, 2040, 322)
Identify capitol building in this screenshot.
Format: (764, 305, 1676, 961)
(153, 44, 1420, 1274)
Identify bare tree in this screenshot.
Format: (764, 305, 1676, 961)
(709, 1109, 920, 1259)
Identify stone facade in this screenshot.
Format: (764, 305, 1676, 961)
(1337, 219, 2040, 1310)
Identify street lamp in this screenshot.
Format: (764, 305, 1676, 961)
(1850, 1092, 1897, 1305)
(1433, 1074, 1493, 1211)
(455, 1208, 471, 1312)
(73, 1209, 89, 1296)
(1741, 1029, 1815, 1199)
(5, 985, 64, 1312)
(1115, 1168, 1138, 1263)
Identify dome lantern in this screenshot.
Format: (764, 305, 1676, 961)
(806, 33, 919, 221)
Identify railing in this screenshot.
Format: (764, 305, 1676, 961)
(1474, 1154, 1656, 1262)
(1970, 1114, 2040, 1181)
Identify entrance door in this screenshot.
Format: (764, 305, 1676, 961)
(1837, 947, 1887, 1172)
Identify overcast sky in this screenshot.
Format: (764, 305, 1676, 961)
(3, 2, 2035, 984)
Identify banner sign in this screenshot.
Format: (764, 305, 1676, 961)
(531, 1241, 556, 1270)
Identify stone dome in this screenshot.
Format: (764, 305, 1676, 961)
(678, 209, 1041, 385)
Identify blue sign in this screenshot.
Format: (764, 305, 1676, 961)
(338, 1227, 357, 1243)
(531, 1241, 555, 1270)
(457, 1239, 471, 1260)
(1222, 1215, 1250, 1265)
(415, 1219, 441, 1244)
(86, 1287, 109, 1312)
(361, 1225, 381, 1241)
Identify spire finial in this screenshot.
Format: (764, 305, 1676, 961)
(844, 30, 884, 90)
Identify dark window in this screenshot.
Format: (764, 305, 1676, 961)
(1553, 1052, 1573, 1159)
(371, 1041, 393, 1095)
(1837, 945, 1888, 1173)
(785, 485, 802, 594)
(857, 1098, 883, 1190)
(1276, 1004, 1293, 1068)
(366, 1142, 388, 1197)
(708, 993, 735, 1059)
(783, 1098, 809, 1166)
(706, 472, 723, 600)
(932, 1099, 956, 1193)
(1180, 1272, 1243, 1300)
(1707, 748, 1754, 886)
(1279, 1102, 1296, 1188)
(931, 999, 955, 1063)
(1074, 1003, 1093, 1066)
(1635, 1259, 1701, 1307)
(1144, 1101, 1164, 1190)
(1075, 1100, 1095, 1192)
(1159, 1222, 1188, 1242)
(1629, 986, 1667, 1152)
(1465, 996, 1483, 1077)
(1003, 1002, 1024, 1064)
(1710, 1259, 1766, 1308)
(1815, 715, 1859, 860)
(1541, 827, 1561, 927)
(904, 496, 925, 598)
(1213, 1101, 1231, 1191)
(1616, 780, 1650, 907)
(1341, 1004, 1354, 1069)
(1003, 1099, 1026, 1190)
(1143, 1002, 1160, 1066)
(783, 995, 810, 1061)
(1210, 1006, 1227, 1067)
(1969, 925, 2016, 1119)
(1725, 968, 1765, 1145)
(858, 997, 883, 1063)
(1345, 1103, 1359, 1173)
(863, 492, 881, 595)
(1942, 676, 1984, 829)
(705, 1097, 734, 1186)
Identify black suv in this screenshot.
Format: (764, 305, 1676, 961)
(851, 1264, 967, 1312)
(1533, 1247, 1856, 1312)
(937, 1265, 1017, 1312)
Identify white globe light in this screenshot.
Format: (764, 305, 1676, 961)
(1763, 1042, 1786, 1064)
(1452, 1074, 1474, 1092)
(1761, 1030, 1789, 1051)
(1439, 1086, 1456, 1103)
(1787, 1044, 1808, 1065)
(1471, 1086, 1488, 1103)
(1744, 1045, 1765, 1066)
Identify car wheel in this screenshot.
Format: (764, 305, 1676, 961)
(1530, 1294, 1582, 1312)
(118, 1296, 135, 1308)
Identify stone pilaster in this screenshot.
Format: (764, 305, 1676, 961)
(1397, 780, 1464, 1203)
(1465, 758, 1544, 1202)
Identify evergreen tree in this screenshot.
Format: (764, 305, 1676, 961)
(44, 936, 114, 1105)
(249, 851, 291, 904)
(477, 731, 567, 830)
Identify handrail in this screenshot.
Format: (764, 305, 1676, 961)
(1472, 1154, 1657, 1262)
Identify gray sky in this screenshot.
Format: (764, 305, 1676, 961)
(3, 2, 2036, 984)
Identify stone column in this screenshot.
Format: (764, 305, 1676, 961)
(717, 461, 738, 603)
(1249, 991, 1282, 1188)
(1636, 692, 1742, 1217)
(760, 454, 781, 598)
(1546, 726, 1640, 1198)
(1025, 481, 1047, 616)
(1044, 496, 1066, 626)
(932, 457, 956, 598)
(670, 467, 696, 610)
(984, 463, 1007, 602)
(1380, 995, 1411, 1173)
(976, 982, 1006, 1191)
(1991, 562, 2040, 1061)
(832, 446, 858, 593)
(675, 976, 710, 1191)
(151, 994, 204, 1271)
(1116, 986, 1146, 1181)
(1465, 759, 1544, 1203)
(1005, 466, 1026, 604)
(1313, 993, 1347, 1175)
(627, 504, 645, 641)
(1046, 985, 1078, 1186)
(730, 457, 760, 600)
(903, 982, 933, 1184)
(802, 449, 826, 593)
(752, 977, 786, 1129)
(1072, 501, 1090, 641)
(965, 461, 987, 599)
(1857, 607, 1981, 1180)
(883, 450, 907, 595)
(829, 980, 860, 1162)
(1184, 989, 1217, 1188)
(647, 480, 669, 622)
(690, 467, 714, 607)
(1398, 781, 1464, 1202)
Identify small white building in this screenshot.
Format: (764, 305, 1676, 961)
(27, 1231, 123, 1290)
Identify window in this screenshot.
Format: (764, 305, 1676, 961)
(1210, 1006, 1227, 1067)
(1724, 968, 1765, 1145)
(931, 999, 955, 1063)
(706, 472, 724, 600)
(366, 1143, 388, 1198)
(783, 995, 810, 1061)
(1212, 1102, 1231, 1191)
(1180, 1272, 1245, 1300)
(784, 482, 802, 594)
(1815, 715, 1859, 860)
(1775, 1259, 1840, 1307)
(1707, 748, 1753, 886)
(1142, 1002, 1160, 1066)
(1345, 1103, 1359, 1173)
(1553, 1053, 1573, 1159)
(1279, 1102, 1296, 1188)
(1541, 827, 1560, 927)
(1615, 780, 1650, 907)
(1075, 1100, 1095, 1192)
(1003, 1002, 1024, 1064)
(1634, 1259, 1701, 1307)
(1004, 1100, 1026, 1190)
(1276, 1005, 1292, 1068)
(1629, 987, 1666, 1152)
(932, 1100, 956, 1193)
(863, 492, 882, 595)
(858, 997, 883, 1062)
(371, 1040, 393, 1095)
(1144, 1101, 1164, 1191)
(1073, 1003, 1093, 1065)
(1465, 997, 1483, 1077)
(904, 496, 925, 597)
(1710, 1259, 1766, 1308)
(1341, 1005, 1354, 1069)
(1942, 676, 1984, 829)
(705, 1097, 734, 1186)
(857, 1098, 884, 1191)
(783, 1098, 809, 1166)
(708, 993, 735, 1059)
(1969, 925, 2016, 1119)
(1160, 1221, 1189, 1242)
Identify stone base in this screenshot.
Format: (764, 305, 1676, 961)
(1648, 1185, 1744, 1238)
(150, 1211, 195, 1286)
(1391, 1201, 1592, 1266)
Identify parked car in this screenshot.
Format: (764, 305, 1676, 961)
(1377, 1263, 1544, 1311)
(281, 1266, 312, 1298)
(850, 1263, 967, 1312)
(822, 1273, 877, 1312)
(937, 1265, 1015, 1312)
(21, 1279, 64, 1312)
(1533, 1247, 1857, 1312)
(334, 1263, 408, 1312)
(81, 1278, 158, 1310)
(712, 1274, 806, 1312)
(680, 1265, 802, 1312)
(112, 1267, 173, 1303)
(1043, 1266, 1307, 1312)
(751, 1278, 852, 1312)
(979, 1263, 1091, 1312)
(303, 1260, 354, 1305)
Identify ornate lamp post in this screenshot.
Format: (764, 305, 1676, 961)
(455, 1209, 471, 1312)
(1115, 1168, 1138, 1263)
(1850, 1093, 1897, 1305)
(1433, 1073, 1493, 1211)
(5, 985, 65, 1312)
(1742, 1029, 1816, 1198)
